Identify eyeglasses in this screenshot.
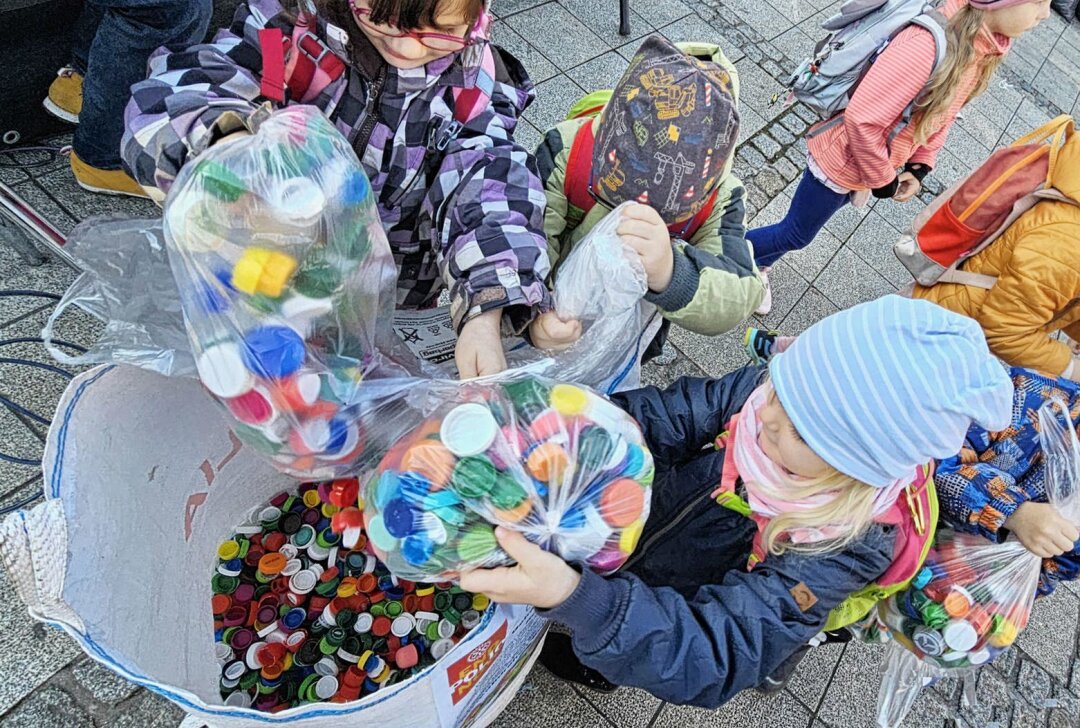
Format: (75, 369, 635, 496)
(348, 3, 475, 52)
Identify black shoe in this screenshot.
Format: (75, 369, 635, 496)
(758, 644, 810, 694)
(539, 632, 619, 693)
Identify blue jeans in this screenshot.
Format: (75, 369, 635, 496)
(70, 0, 211, 169)
(746, 168, 851, 268)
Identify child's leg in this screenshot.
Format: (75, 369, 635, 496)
(746, 169, 851, 268)
(539, 632, 618, 692)
(744, 329, 795, 365)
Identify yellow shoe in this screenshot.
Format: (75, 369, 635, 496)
(70, 152, 150, 199)
(43, 68, 83, 124)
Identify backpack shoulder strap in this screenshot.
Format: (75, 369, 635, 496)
(259, 13, 347, 104)
(564, 119, 598, 214)
(451, 43, 497, 125)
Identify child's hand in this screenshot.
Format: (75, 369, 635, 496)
(456, 309, 507, 379)
(616, 203, 675, 293)
(215, 130, 253, 146)
(1004, 502, 1080, 558)
(459, 527, 581, 609)
(893, 172, 922, 202)
(529, 311, 583, 352)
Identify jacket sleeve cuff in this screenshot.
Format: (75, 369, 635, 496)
(645, 243, 698, 312)
(977, 497, 1022, 542)
(871, 177, 899, 199)
(538, 568, 629, 655)
(450, 282, 553, 334)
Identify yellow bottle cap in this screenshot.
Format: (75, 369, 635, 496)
(471, 594, 490, 611)
(550, 384, 589, 416)
(619, 519, 645, 554)
(303, 490, 322, 508)
(217, 541, 241, 560)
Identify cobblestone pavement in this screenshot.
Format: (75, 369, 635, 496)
(2, 0, 1080, 726)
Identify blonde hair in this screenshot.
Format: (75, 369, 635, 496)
(910, 4, 1004, 146)
(756, 468, 880, 557)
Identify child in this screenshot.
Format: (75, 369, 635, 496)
(746, 0, 1053, 303)
(911, 123, 1080, 381)
(528, 36, 765, 356)
(461, 295, 1014, 705)
(936, 367, 1080, 597)
(122, 0, 552, 379)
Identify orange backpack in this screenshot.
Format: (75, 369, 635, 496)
(894, 115, 1078, 289)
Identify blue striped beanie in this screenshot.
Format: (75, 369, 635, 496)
(769, 296, 1014, 488)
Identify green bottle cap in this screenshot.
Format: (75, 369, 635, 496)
(456, 524, 499, 563)
(292, 252, 342, 299)
(199, 160, 247, 202)
(451, 457, 497, 499)
(212, 574, 240, 594)
(489, 475, 528, 510)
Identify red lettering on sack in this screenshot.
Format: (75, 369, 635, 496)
(184, 492, 208, 541)
(447, 621, 508, 704)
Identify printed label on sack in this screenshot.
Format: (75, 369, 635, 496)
(448, 621, 508, 704)
(393, 307, 458, 365)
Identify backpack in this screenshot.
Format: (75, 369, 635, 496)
(788, 0, 948, 136)
(713, 421, 939, 632)
(894, 115, 1078, 289)
(560, 90, 720, 241)
(257, 10, 494, 145)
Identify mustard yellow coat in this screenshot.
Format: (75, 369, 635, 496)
(913, 132, 1080, 377)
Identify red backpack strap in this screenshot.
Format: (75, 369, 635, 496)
(564, 119, 598, 215)
(668, 186, 719, 240)
(259, 27, 287, 103)
(259, 13, 346, 105)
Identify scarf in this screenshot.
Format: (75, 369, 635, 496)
(718, 384, 912, 546)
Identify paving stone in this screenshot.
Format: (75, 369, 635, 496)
(33, 169, 158, 226)
(738, 107, 769, 147)
(559, 0, 653, 49)
(659, 15, 743, 60)
(815, 639, 887, 727)
(641, 348, 707, 391)
(844, 210, 909, 289)
(1012, 698, 1048, 728)
(0, 687, 93, 728)
(108, 690, 185, 728)
(755, 167, 787, 198)
(1017, 588, 1080, 684)
(872, 196, 923, 236)
(944, 123, 993, 171)
(0, 162, 29, 186)
(1019, 659, 1053, 704)
(1032, 57, 1080, 115)
(957, 665, 1013, 727)
(493, 665, 608, 728)
(1001, 97, 1055, 145)
(566, 51, 630, 92)
(72, 659, 140, 707)
(631, 0, 693, 29)
(957, 94, 1013, 150)
(491, 0, 548, 16)
(734, 59, 786, 119)
(749, 190, 791, 228)
(770, 26, 817, 66)
(897, 690, 952, 728)
(774, 158, 800, 183)
(783, 227, 842, 284)
(719, 0, 794, 41)
(1048, 687, 1080, 728)
(574, 684, 662, 728)
(513, 119, 543, 157)
(1071, 657, 1080, 695)
(670, 322, 754, 378)
(504, 3, 608, 70)
(992, 644, 1020, 679)
(769, 124, 795, 147)
(0, 567, 81, 714)
(780, 113, 807, 135)
(753, 135, 783, 163)
(814, 246, 895, 311)
(786, 641, 844, 710)
(765, 0, 824, 24)
(822, 201, 871, 242)
(923, 149, 969, 191)
(652, 687, 813, 728)
(738, 145, 767, 171)
(522, 74, 587, 135)
(493, 22, 559, 83)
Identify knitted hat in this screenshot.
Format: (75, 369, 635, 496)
(968, 0, 1039, 8)
(591, 35, 740, 224)
(769, 296, 1014, 488)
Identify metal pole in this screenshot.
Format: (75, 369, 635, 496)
(619, 0, 631, 35)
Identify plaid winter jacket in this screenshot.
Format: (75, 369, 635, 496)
(122, 0, 551, 333)
(935, 367, 1080, 597)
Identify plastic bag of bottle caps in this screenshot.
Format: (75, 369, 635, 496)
(212, 480, 488, 711)
(165, 105, 411, 480)
(348, 374, 654, 582)
(870, 397, 1080, 727)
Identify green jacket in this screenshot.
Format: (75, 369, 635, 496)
(534, 43, 765, 336)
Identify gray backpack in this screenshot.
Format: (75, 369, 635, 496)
(788, 0, 948, 135)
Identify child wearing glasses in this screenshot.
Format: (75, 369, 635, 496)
(122, 0, 552, 379)
(528, 36, 765, 356)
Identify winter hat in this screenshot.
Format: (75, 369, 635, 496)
(769, 296, 1014, 488)
(968, 0, 1041, 8)
(591, 35, 740, 224)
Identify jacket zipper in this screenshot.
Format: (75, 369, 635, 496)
(387, 117, 450, 207)
(621, 490, 713, 571)
(351, 64, 387, 152)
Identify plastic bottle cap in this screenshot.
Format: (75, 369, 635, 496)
(390, 614, 415, 637)
(600, 479, 646, 528)
(315, 656, 340, 677)
(224, 660, 248, 681)
(969, 648, 991, 665)
(290, 570, 318, 594)
(218, 541, 241, 560)
(437, 619, 456, 639)
(943, 587, 973, 618)
(456, 524, 498, 562)
(280, 294, 335, 336)
(241, 325, 306, 380)
(526, 442, 570, 484)
(224, 691, 253, 708)
(272, 177, 326, 225)
(461, 610, 481, 630)
(440, 404, 498, 457)
(619, 519, 645, 554)
(314, 674, 339, 700)
(232, 247, 298, 299)
(943, 620, 978, 652)
(550, 384, 590, 416)
(989, 618, 1018, 647)
(430, 638, 455, 660)
(472, 594, 490, 611)
(258, 553, 287, 576)
(395, 643, 419, 669)
(197, 343, 254, 398)
(402, 440, 457, 488)
(450, 457, 497, 499)
(226, 389, 275, 426)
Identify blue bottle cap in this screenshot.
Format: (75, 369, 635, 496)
(398, 472, 433, 506)
(558, 506, 588, 530)
(242, 326, 306, 379)
(383, 498, 418, 538)
(366, 514, 399, 552)
(341, 170, 370, 204)
(325, 418, 349, 454)
(373, 471, 400, 510)
(912, 567, 933, 590)
(195, 279, 230, 314)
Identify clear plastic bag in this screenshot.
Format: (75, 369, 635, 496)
(871, 398, 1080, 727)
(353, 374, 654, 582)
(163, 105, 417, 480)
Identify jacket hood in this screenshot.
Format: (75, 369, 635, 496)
(1049, 125, 1080, 203)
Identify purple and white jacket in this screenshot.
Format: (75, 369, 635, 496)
(122, 0, 551, 332)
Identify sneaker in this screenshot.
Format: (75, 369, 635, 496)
(744, 327, 779, 366)
(43, 68, 83, 124)
(70, 152, 150, 199)
(539, 632, 618, 693)
(650, 341, 677, 366)
(754, 267, 773, 316)
(758, 644, 809, 694)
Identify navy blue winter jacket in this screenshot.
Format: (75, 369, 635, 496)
(542, 366, 898, 707)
